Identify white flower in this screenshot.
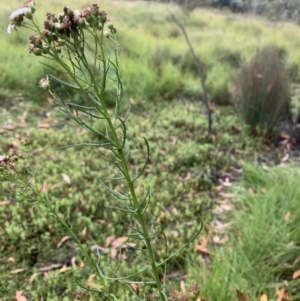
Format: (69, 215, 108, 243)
(73, 10, 81, 22)
(54, 22, 63, 30)
(39, 77, 51, 90)
(7, 23, 16, 34)
(7, 7, 32, 33)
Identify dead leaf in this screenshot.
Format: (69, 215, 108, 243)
(283, 293, 292, 301)
(10, 268, 25, 274)
(111, 236, 127, 248)
(8, 257, 15, 263)
(41, 181, 47, 193)
(292, 269, 300, 279)
(62, 173, 71, 184)
(4, 124, 15, 130)
(15, 290, 27, 301)
(0, 201, 10, 206)
(37, 123, 50, 128)
(27, 273, 37, 284)
(279, 132, 290, 140)
(170, 136, 177, 145)
(71, 256, 76, 268)
(81, 227, 87, 239)
(57, 236, 71, 248)
(260, 294, 268, 301)
(46, 97, 54, 105)
(92, 245, 107, 255)
(229, 166, 243, 173)
(220, 204, 231, 211)
(248, 188, 254, 194)
(219, 192, 235, 198)
(58, 265, 71, 273)
(276, 288, 285, 301)
(110, 248, 118, 259)
(219, 177, 232, 187)
(130, 283, 141, 293)
(129, 97, 136, 105)
(182, 172, 192, 181)
(86, 274, 96, 285)
(38, 263, 62, 272)
(285, 211, 291, 222)
(235, 149, 244, 154)
(198, 235, 207, 247)
(157, 210, 166, 221)
(15, 123, 27, 128)
(194, 244, 210, 254)
(105, 235, 115, 247)
(280, 154, 289, 163)
(180, 280, 186, 293)
(236, 290, 251, 301)
(110, 236, 136, 249)
(86, 274, 103, 290)
(212, 235, 220, 244)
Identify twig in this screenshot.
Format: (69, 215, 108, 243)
(168, 10, 212, 134)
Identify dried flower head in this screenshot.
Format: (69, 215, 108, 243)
(103, 30, 110, 38)
(46, 11, 55, 20)
(23, 0, 35, 8)
(29, 34, 42, 46)
(8, 7, 31, 33)
(0, 152, 21, 168)
(169, 290, 182, 301)
(189, 283, 200, 296)
(7, 0, 37, 33)
(99, 10, 107, 24)
(39, 77, 51, 90)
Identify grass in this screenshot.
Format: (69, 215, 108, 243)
(2, 1, 300, 105)
(1, 0, 300, 300)
(236, 46, 292, 136)
(195, 164, 300, 300)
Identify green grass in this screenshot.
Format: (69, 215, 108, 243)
(2, 1, 300, 105)
(193, 164, 300, 300)
(1, 0, 300, 300)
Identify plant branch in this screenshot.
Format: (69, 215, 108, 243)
(168, 10, 212, 134)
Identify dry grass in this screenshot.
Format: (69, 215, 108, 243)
(235, 45, 292, 136)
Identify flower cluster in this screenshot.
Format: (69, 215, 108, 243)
(9, 2, 117, 56)
(7, 0, 36, 33)
(0, 152, 22, 168)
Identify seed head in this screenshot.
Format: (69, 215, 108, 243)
(103, 30, 110, 38)
(78, 18, 88, 29)
(39, 77, 51, 90)
(99, 10, 107, 24)
(23, 0, 36, 13)
(29, 34, 42, 46)
(189, 283, 200, 296)
(8, 1, 36, 33)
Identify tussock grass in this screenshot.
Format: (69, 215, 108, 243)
(235, 46, 292, 136)
(189, 164, 300, 300)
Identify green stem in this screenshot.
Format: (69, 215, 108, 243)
(95, 38, 166, 300)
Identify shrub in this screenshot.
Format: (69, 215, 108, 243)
(235, 46, 292, 136)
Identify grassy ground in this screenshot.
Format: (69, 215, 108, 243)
(1, 1, 300, 300)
